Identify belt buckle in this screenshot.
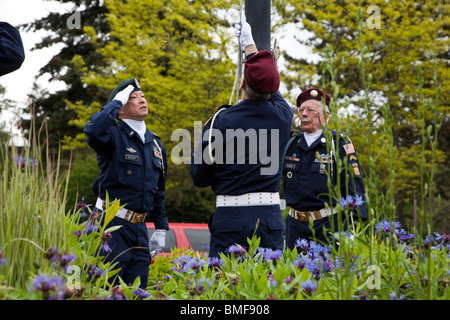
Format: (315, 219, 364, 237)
(130, 213, 145, 224)
(298, 211, 310, 222)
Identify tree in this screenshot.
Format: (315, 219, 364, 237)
(19, 0, 111, 155)
(272, 0, 449, 226)
(70, 0, 238, 189)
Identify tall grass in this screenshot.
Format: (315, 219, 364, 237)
(0, 123, 70, 288)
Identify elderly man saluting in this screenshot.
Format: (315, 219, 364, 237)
(190, 17, 293, 258)
(283, 88, 367, 249)
(84, 79, 169, 289)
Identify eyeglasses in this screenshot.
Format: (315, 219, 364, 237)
(298, 107, 320, 114)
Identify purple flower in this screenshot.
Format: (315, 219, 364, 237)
(207, 257, 223, 268)
(339, 194, 365, 209)
(257, 248, 283, 262)
(88, 265, 105, 279)
(389, 290, 405, 300)
(300, 280, 317, 295)
(101, 231, 113, 252)
(31, 274, 65, 300)
(226, 244, 247, 256)
(133, 289, 151, 299)
(56, 253, 77, 272)
(105, 287, 128, 300)
(15, 156, 38, 168)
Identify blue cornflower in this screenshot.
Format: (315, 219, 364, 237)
(55, 252, 77, 272)
(339, 194, 365, 209)
(259, 248, 283, 262)
(294, 238, 310, 253)
(31, 274, 65, 300)
(374, 220, 402, 234)
(15, 156, 38, 168)
(88, 265, 104, 279)
(105, 287, 128, 300)
(389, 290, 405, 300)
(133, 289, 151, 299)
(207, 257, 223, 268)
(226, 244, 247, 256)
(187, 257, 204, 272)
(101, 231, 113, 253)
(300, 280, 318, 295)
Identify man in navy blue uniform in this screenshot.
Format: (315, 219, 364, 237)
(190, 17, 293, 257)
(283, 88, 367, 249)
(0, 21, 25, 76)
(84, 78, 169, 289)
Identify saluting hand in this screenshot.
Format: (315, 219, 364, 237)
(113, 84, 134, 107)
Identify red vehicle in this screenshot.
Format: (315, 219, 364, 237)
(146, 222, 210, 256)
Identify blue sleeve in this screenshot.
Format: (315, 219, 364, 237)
(0, 22, 25, 76)
(150, 142, 169, 230)
(84, 100, 122, 153)
(269, 91, 294, 124)
(190, 119, 215, 188)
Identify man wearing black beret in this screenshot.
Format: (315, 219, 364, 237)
(190, 16, 293, 257)
(283, 88, 366, 249)
(84, 78, 169, 289)
(0, 21, 25, 76)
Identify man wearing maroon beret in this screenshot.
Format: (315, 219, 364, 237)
(283, 88, 367, 249)
(190, 16, 293, 258)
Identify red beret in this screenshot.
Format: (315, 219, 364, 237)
(296, 88, 331, 107)
(244, 50, 280, 94)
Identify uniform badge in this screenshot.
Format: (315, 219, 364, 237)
(310, 89, 318, 97)
(126, 147, 137, 153)
(285, 155, 300, 161)
(153, 146, 162, 159)
(287, 172, 293, 178)
(343, 143, 355, 154)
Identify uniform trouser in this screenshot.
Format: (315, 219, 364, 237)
(285, 214, 349, 250)
(99, 215, 150, 289)
(208, 205, 285, 258)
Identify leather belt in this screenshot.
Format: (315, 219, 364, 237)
(95, 198, 147, 224)
(289, 207, 336, 222)
(216, 192, 280, 207)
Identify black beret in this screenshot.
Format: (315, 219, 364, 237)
(296, 88, 331, 107)
(107, 78, 142, 103)
(244, 50, 280, 94)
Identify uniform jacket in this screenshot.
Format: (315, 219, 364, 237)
(190, 91, 293, 195)
(84, 100, 169, 229)
(0, 22, 25, 76)
(282, 129, 367, 220)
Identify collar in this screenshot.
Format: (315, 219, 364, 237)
(121, 119, 147, 143)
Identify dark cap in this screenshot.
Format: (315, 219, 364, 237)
(296, 88, 331, 107)
(107, 78, 142, 103)
(244, 50, 280, 94)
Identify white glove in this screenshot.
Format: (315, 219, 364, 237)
(149, 229, 166, 257)
(234, 15, 254, 48)
(113, 84, 134, 106)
